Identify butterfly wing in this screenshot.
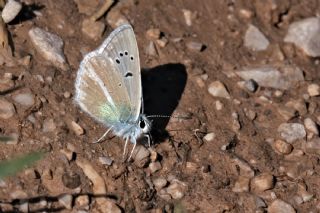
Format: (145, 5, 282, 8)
(98, 24, 142, 122)
(74, 24, 141, 126)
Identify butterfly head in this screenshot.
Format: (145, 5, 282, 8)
(138, 114, 151, 134)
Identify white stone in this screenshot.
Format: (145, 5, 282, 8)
(12, 91, 35, 107)
(153, 178, 167, 190)
(81, 19, 105, 40)
(208, 81, 230, 99)
(236, 65, 304, 90)
(203, 132, 215, 142)
(304, 118, 319, 135)
(166, 181, 187, 199)
(0, 98, 15, 119)
(149, 161, 162, 173)
(98, 156, 113, 166)
(58, 194, 73, 210)
(278, 123, 306, 143)
(2, 0, 22, 23)
(71, 121, 84, 136)
(244, 24, 270, 51)
(284, 17, 320, 57)
(29, 27, 68, 71)
(307, 83, 320, 96)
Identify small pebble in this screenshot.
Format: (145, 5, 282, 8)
(277, 106, 297, 121)
(186, 41, 204, 52)
(1, 0, 22, 23)
(305, 138, 320, 155)
(146, 28, 161, 40)
(149, 161, 162, 173)
(64, 91, 71, 98)
(42, 118, 56, 132)
(133, 145, 150, 167)
(203, 132, 215, 142)
(297, 184, 314, 202)
(268, 199, 296, 213)
(106, 9, 129, 28)
(185, 162, 199, 171)
(166, 181, 187, 199)
(244, 79, 258, 92)
(292, 195, 304, 205)
(58, 194, 73, 210)
(251, 173, 275, 192)
(99, 156, 113, 166)
(182, 9, 195, 26)
(81, 19, 105, 40)
(153, 178, 167, 190)
(156, 37, 168, 47)
(29, 27, 68, 71)
(232, 157, 255, 178)
(284, 17, 320, 57)
(208, 81, 230, 99)
(285, 99, 307, 116)
(232, 176, 250, 192)
(304, 118, 319, 135)
(243, 108, 256, 120)
(145, 41, 158, 56)
(307, 84, 320, 97)
(0, 98, 15, 119)
(239, 8, 253, 19)
(71, 121, 85, 136)
(278, 123, 306, 143)
(12, 91, 35, 107)
(149, 150, 158, 162)
(0, 77, 14, 93)
(215, 100, 224, 110)
(236, 65, 304, 90)
(75, 195, 90, 209)
(274, 139, 293, 154)
(244, 24, 270, 51)
(18, 202, 28, 213)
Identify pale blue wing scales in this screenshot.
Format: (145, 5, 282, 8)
(98, 24, 141, 122)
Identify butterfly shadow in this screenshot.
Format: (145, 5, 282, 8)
(142, 63, 187, 144)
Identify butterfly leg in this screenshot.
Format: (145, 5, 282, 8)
(145, 133, 152, 147)
(128, 138, 137, 161)
(93, 126, 113, 143)
(123, 136, 129, 157)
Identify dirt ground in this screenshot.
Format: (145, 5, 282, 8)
(0, 0, 320, 212)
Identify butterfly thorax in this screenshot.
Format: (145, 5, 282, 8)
(111, 114, 151, 143)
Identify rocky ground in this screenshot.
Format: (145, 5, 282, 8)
(0, 0, 320, 212)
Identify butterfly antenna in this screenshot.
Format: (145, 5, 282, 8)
(147, 115, 192, 119)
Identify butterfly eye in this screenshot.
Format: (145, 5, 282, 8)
(139, 120, 145, 129)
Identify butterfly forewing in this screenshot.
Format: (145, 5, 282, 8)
(75, 24, 141, 126)
(99, 24, 141, 122)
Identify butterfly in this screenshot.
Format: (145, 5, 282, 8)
(74, 24, 151, 159)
